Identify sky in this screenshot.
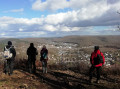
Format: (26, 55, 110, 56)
(0, 0, 120, 38)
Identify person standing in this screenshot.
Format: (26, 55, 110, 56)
(27, 43, 38, 73)
(3, 41, 16, 76)
(40, 45, 48, 73)
(89, 46, 105, 83)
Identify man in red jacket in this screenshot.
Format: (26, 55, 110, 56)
(89, 46, 105, 83)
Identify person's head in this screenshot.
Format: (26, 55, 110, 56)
(30, 43, 34, 47)
(43, 45, 46, 49)
(8, 41, 12, 46)
(94, 46, 99, 51)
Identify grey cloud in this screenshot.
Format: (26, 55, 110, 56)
(107, 0, 120, 4)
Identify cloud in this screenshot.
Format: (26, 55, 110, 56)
(31, 0, 120, 27)
(32, 0, 98, 11)
(19, 28, 24, 32)
(17, 31, 46, 37)
(43, 25, 57, 31)
(1, 0, 120, 38)
(32, 0, 69, 11)
(32, 0, 109, 11)
(107, 0, 120, 4)
(0, 33, 6, 36)
(3, 8, 24, 13)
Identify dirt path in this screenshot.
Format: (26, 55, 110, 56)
(0, 67, 120, 89)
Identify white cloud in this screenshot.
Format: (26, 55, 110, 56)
(0, 16, 44, 25)
(16, 31, 46, 37)
(10, 8, 24, 12)
(32, 0, 110, 12)
(45, 13, 66, 25)
(19, 28, 24, 32)
(32, 0, 95, 11)
(3, 8, 24, 13)
(43, 25, 57, 31)
(32, 0, 69, 11)
(61, 26, 71, 32)
(0, 33, 6, 36)
(0, 24, 8, 29)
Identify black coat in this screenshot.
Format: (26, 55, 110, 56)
(27, 46, 38, 61)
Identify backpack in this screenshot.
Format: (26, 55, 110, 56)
(3, 46, 13, 59)
(94, 52, 103, 65)
(43, 53, 47, 59)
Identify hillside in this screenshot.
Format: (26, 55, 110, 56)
(19, 35, 120, 47)
(20, 38, 51, 44)
(0, 67, 120, 89)
(0, 36, 120, 47)
(51, 35, 120, 47)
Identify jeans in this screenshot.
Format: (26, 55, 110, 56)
(42, 61, 47, 73)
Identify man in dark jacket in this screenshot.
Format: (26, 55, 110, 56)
(4, 41, 16, 76)
(89, 46, 105, 83)
(40, 45, 48, 73)
(27, 43, 38, 73)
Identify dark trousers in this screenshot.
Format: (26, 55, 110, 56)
(28, 59, 36, 73)
(89, 66, 102, 81)
(4, 59, 14, 74)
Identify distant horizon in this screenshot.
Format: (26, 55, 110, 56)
(0, 34, 120, 39)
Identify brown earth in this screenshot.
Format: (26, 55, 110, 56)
(0, 67, 120, 89)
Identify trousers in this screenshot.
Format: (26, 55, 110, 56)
(89, 66, 102, 80)
(4, 59, 14, 74)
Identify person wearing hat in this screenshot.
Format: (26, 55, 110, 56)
(89, 46, 105, 83)
(3, 41, 16, 76)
